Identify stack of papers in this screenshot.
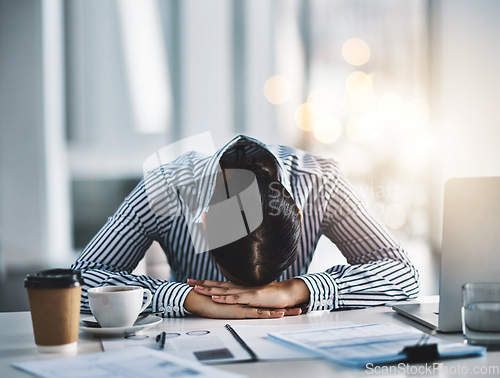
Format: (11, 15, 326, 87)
(268, 323, 486, 368)
(13, 346, 244, 378)
(101, 321, 352, 363)
(13, 322, 487, 376)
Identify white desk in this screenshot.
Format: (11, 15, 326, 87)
(1, 305, 499, 377)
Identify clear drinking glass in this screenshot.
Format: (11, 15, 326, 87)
(462, 282, 500, 345)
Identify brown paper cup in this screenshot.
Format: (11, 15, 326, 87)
(25, 269, 83, 353)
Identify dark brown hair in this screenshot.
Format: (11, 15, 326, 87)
(206, 159, 302, 285)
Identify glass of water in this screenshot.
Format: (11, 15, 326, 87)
(462, 282, 500, 345)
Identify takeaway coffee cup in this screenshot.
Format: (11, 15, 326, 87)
(88, 286, 152, 328)
(24, 269, 84, 353)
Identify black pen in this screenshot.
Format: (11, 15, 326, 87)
(156, 331, 166, 349)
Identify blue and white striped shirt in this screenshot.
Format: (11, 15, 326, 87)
(72, 135, 420, 317)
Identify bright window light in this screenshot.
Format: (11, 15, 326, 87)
(118, 0, 171, 134)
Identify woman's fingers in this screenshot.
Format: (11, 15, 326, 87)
(238, 307, 301, 319)
(188, 278, 258, 296)
(284, 307, 303, 316)
(194, 285, 250, 296)
(187, 278, 250, 290)
(187, 279, 238, 288)
(185, 290, 284, 319)
(211, 293, 245, 303)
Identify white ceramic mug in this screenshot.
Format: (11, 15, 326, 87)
(88, 286, 152, 328)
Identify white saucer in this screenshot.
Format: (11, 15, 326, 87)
(80, 315, 162, 337)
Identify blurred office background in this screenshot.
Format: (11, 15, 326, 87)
(1, 0, 500, 311)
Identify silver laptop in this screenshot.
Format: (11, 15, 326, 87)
(392, 176, 500, 332)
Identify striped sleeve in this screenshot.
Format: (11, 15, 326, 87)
(71, 179, 193, 318)
(296, 169, 420, 311)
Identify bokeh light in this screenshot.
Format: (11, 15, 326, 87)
(378, 93, 403, 120)
(346, 114, 385, 142)
(294, 103, 318, 131)
(400, 132, 435, 171)
(342, 38, 371, 66)
(313, 116, 342, 144)
(307, 87, 337, 115)
(345, 71, 374, 100)
(263, 75, 292, 104)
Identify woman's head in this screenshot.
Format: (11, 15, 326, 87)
(204, 158, 302, 286)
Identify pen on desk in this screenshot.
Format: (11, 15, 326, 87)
(156, 331, 166, 349)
